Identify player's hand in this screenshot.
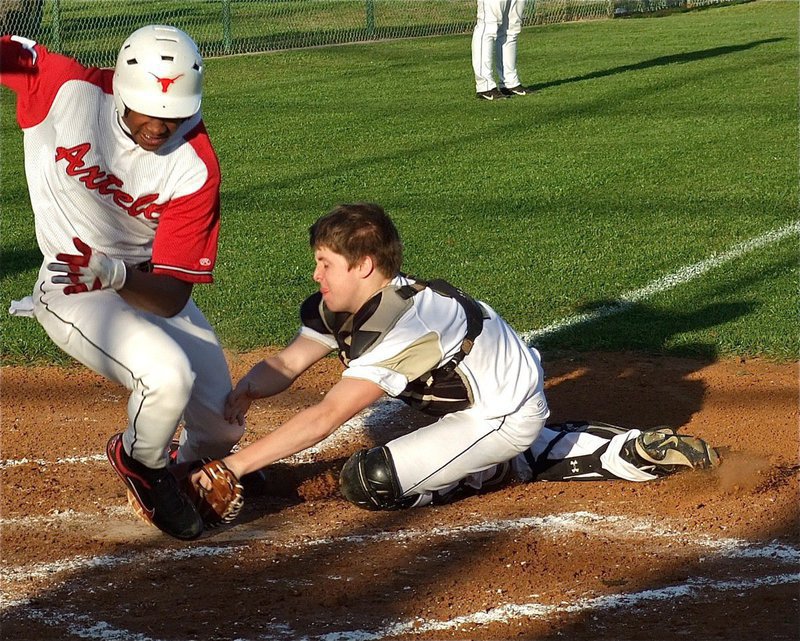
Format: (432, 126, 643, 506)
(224, 379, 258, 426)
(48, 237, 127, 294)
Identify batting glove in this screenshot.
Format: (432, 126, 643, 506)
(48, 237, 127, 295)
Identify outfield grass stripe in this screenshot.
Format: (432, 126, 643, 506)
(521, 221, 800, 343)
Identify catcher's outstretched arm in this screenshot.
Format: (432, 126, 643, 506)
(223, 377, 385, 479)
(225, 334, 332, 425)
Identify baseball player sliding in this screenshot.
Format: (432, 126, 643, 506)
(201, 203, 719, 514)
(1, 26, 243, 539)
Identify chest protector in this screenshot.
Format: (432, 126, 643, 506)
(300, 277, 486, 416)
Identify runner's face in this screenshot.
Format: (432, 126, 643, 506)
(122, 109, 185, 151)
(313, 247, 364, 313)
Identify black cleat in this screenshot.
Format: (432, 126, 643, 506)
(476, 87, 509, 101)
(500, 84, 534, 96)
(107, 433, 203, 540)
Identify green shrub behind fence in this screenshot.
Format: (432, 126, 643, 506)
(2, 0, 743, 67)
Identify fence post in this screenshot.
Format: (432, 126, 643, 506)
(222, 0, 232, 55)
(365, 0, 375, 38)
(50, 0, 62, 51)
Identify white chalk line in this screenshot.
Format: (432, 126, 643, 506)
(2, 544, 246, 585)
(520, 220, 800, 342)
(4, 510, 797, 590)
(0, 506, 132, 528)
(0, 397, 403, 472)
(325, 572, 800, 641)
(6, 571, 800, 641)
(0, 453, 106, 470)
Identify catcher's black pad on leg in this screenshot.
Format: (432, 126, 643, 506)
(519, 421, 720, 482)
(521, 421, 631, 481)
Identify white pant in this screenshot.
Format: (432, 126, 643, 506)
(472, 0, 527, 92)
(32, 262, 244, 468)
(387, 390, 549, 501)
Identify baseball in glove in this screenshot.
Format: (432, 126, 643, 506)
(183, 459, 244, 527)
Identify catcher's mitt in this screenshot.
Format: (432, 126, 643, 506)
(183, 459, 244, 527)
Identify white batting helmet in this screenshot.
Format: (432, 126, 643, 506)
(113, 25, 204, 119)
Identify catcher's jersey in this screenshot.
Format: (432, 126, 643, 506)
(300, 275, 549, 420)
(0, 35, 221, 283)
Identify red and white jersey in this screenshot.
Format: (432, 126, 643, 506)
(0, 35, 221, 283)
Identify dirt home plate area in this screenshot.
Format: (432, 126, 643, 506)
(1, 350, 797, 640)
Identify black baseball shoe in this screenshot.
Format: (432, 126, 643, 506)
(476, 87, 509, 101)
(107, 433, 203, 540)
(500, 85, 534, 96)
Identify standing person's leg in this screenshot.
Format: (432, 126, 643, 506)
(472, 0, 507, 93)
(33, 277, 196, 468)
(497, 0, 526, 91)
(157, 299, 245, 463)
(33, 271, 205, 538)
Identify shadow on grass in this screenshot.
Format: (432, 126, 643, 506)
(534, 300, 757, 359)
(528, 38, 786, 92)
(0, 246, 42, 281)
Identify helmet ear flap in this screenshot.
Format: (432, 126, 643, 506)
(113, 25, 203, 119)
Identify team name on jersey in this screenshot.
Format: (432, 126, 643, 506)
(54, 142, 165, 220)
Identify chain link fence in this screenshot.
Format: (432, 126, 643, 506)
(2, 0, 746, 67)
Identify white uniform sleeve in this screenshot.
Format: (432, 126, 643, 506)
(342, 365, 409, 396)
(298, 325, 338, 351)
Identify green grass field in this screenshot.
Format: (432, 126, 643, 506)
(1, 0, 797, 364)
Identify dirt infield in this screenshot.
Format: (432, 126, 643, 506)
(1, 350, 798, 641)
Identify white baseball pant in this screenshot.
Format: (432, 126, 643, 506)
(472, 0, 527, 92)
(32, 262, 244, 469)
(387, 389, 549, 503)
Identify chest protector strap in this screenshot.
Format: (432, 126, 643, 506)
(301, 276, 487, 416)
(419, 278, 485, 372)
(395, 279, 487, 415)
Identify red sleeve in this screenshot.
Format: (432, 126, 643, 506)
(0, 35, 112, 128)
(151, 123, 222, 284)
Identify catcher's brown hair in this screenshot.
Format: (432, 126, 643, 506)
(309, 202, 403, 277)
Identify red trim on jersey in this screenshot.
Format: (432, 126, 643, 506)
(0, 36, 111, 129)
(150, 122, 221, 284)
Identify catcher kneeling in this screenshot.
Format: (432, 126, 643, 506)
(190, 202, 720, 522)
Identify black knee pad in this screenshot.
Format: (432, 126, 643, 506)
(339, 446, 415, 511)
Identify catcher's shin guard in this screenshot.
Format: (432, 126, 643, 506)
(623, 428, 720, 475)
(518, 421, 633, 481)
(339, 446, 416, 510)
